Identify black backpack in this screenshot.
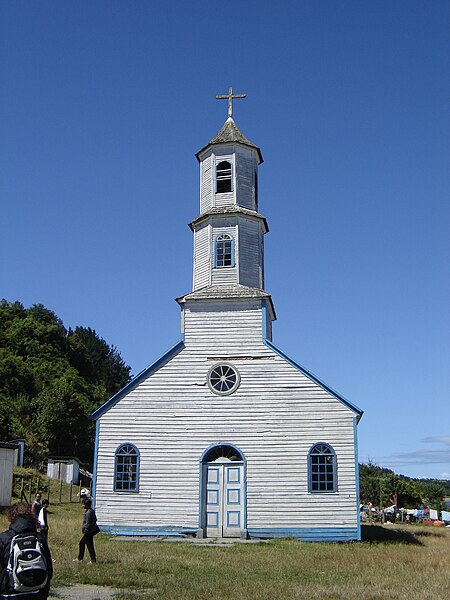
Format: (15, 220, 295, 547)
(5, 533, 48, 594)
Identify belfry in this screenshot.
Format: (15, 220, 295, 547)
(92, 91, 363, 541)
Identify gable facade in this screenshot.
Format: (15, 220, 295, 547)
(92, 110, 363, 542)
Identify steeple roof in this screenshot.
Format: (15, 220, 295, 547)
(196, 117, 263, 164)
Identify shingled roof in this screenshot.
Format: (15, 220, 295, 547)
(176, 283, 276, 319)
(196, 117, 263, 163)
(188, 205, 269, 233)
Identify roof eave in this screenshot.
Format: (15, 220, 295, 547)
(188, 209, 269, 233)
(196, 141, 264, 164)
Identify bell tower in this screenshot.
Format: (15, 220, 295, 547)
(177, 89, 276, 343)
(190, 88, 268, 292)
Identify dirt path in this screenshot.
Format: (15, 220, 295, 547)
(49, 584, 122, 600)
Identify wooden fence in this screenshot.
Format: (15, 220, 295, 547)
(12, 474, 92, 504)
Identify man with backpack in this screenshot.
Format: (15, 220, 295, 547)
(0, 502, 52, 600)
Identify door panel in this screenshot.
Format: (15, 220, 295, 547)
(206, 466, 222, 537)
(223, 464, 244, 537)
(205, 463, 244, 538)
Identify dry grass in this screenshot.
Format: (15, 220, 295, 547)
(1, 504, 449, 600)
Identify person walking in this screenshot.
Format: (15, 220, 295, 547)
(31, 492, 42, 520)
(0, 502, 53, 600)
(73, 499, 98, 564)
(37, 500, 50, 541)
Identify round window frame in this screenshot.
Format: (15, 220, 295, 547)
(207, 362, 241, 396)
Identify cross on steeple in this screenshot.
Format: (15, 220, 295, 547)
(216, 86, 246, 119)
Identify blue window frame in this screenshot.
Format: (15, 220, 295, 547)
(114, 443, 139, 492)
(216, 160, 233, 193)
(309, 443, 336, 493)
(214, 234, 234, 268)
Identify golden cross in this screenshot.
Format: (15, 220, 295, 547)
(216, 86, 246, 118)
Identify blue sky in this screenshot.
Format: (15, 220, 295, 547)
(1, 1, 449, 479)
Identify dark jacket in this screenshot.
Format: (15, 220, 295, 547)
(0, 517, 53, 598)
(81, 508, 97, 535)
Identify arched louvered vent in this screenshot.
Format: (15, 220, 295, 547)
(203, 444, 243, 463)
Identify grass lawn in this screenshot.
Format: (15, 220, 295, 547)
(1, 503, 449, 600)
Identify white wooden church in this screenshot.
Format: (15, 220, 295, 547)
(92, 90, 363, 542)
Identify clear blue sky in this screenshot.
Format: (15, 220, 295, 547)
(1, 1, 449, 479)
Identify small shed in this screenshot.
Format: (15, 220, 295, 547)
(0, 442, 18, 507)
(10, 439, 25, 467)
(47, 457, 80, 485)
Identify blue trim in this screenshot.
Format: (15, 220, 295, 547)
(261, 299, 267, 340)
(207, 512, 219, 527)
(227, 467, 241, 484)
(99, 524, 358, 541)
(227, 489, 241, 505)
(210, 513, 220, 528)
(198, 464, 204, 529)
(200, 442, 245, 464)
(214, 234, 235, 268)
(227, 511, 240, 527)
(207, 467, 219, 484)
(247, 527, 359, 542)
(308, 442, 337, 493)
(91, 420, 100, 506)
(262, 337, 363, 420)
(113, 443, 140, 493)
(207, 490, 219, 505)
(91, 340, 185, 420)
(354, 417, 361, 541)
(199, 443, 247, 531)
(100, 525, 197, 537)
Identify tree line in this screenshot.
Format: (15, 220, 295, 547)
(359, 461, 449, 510)
(0, 300, 131, 466)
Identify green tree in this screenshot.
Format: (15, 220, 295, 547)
(0, 299, 131, 467)
(418, 482, 446, 511)
(33, 372, 94, 463)
(68, 326, 130, 401)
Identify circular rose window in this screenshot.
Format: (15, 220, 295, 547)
(207, 363, 240, 395)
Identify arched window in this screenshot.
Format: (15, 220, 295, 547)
(216, 160, 232, 193)
(202, 444, 243, 463)
(215, 234, 234, 268)
(114, 443, 139, 492)
(309, 443, 336, 493)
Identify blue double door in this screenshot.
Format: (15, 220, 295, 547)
(204, 462, 244, 538)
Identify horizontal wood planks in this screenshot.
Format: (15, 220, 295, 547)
(96, 314, 359, 533)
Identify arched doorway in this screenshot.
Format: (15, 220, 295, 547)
(200, 444, 246, 538)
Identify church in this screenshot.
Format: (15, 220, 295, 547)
(92, 90, 363, 542)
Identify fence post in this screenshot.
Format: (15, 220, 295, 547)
(59, 479, 63, 503)
(20, 478, 26, 502)
(28, 479, 32, 503)
(48, 479, 51, 504)
(69, 482, 73, 503)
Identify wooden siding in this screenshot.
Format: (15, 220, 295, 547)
(0, 448, 15, 506)
(183, 300, 264, 351)
(193, 222, 211, 290)
(96, 313, 358, 533)
(238, 217, 262, 288)
(200, 155, 213, 213)
(236, 147, 256, 211)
